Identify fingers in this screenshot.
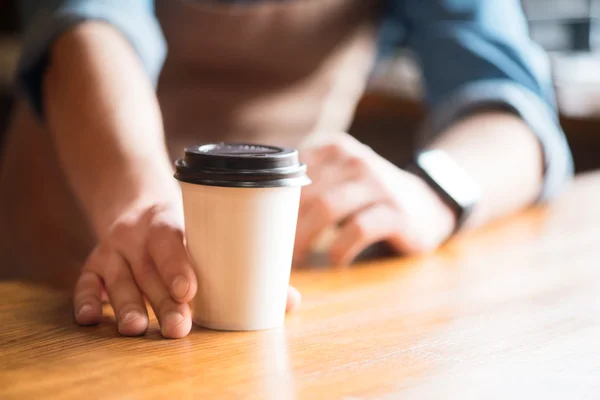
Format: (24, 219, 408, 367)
(294, 179, 383, 263)
(92, 247, 149, 336)
(73, 268, 104, 326)
(130, 257, 192, 339)
(146, 218, 197, 304)
(286, 285, 302, 312)
(300, 163, 355, 211)
(159, 302, 192, 339)
(77, 241, 193, 338)
(300, 144, 365, 210)
(329, 204, 411, 266)
(300, 139, 346, 167)
(117, 207, 194, 337)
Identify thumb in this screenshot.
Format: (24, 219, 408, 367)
(286, 285, 302, 312)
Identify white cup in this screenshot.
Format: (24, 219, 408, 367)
(175, 143, 310, 331)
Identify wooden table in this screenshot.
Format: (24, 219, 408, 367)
(2, 173, 600, 399)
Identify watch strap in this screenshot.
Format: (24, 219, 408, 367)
(406, 150, 480, 233)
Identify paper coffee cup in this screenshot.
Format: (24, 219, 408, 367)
(174, 143, 310, 331)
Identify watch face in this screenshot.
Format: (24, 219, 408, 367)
(417, 150, 481, 207)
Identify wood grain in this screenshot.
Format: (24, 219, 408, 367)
(1, 173, 600, 399)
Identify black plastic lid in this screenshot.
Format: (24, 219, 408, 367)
(174, 143, 311, 188)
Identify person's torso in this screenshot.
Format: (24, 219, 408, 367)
(0, 0, 387, 283)
(155, 0, 382, 157)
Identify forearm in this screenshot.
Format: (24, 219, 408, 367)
(44, 22, 177, 237)
(430, 111, 543, 229)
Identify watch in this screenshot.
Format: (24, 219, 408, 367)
(406, 149, 481, 232)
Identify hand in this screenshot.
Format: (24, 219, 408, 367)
(73, 202, 197, 338)
(73, 201, 303, 338)
(294, 133, 456, 266)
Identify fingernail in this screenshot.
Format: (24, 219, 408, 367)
(172, 275, 190, 299)
(77, 303, 93, 318)
(121, 310, 143, 324)
(162, 312, 189, 338)
(164, 312, 185, 326)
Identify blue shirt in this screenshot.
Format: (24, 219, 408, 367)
(16, 0, 574, 200)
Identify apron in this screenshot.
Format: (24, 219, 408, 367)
(156, 0, 379, 157)
(0, 0, 380, 285)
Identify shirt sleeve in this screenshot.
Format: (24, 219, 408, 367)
(17, 0, 166, 118)
(394, 0, 574, 201)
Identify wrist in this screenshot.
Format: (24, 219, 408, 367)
(89, 163, 181, 237)
(412, 173, 457, 245)
(406, 149, 481, 236)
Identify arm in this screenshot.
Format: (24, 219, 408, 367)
(44, 23, 177, 235)
(17, 1, 196, 338)
(430, 111, 542, 229)
(18, 0, 170, 234)
(399, 0, 574, 228)
(18, 2, 300, 336)
(294, 0, 573, 264)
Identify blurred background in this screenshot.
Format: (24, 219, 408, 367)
(1, 0, 599, 172)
